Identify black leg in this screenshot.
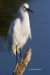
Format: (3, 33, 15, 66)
(16, 45, 17, 64)
(20, 50, 22, 59)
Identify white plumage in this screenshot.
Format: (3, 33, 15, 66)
(7, 3, 32, 55)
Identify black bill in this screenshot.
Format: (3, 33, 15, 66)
(27, 8, 33, 13)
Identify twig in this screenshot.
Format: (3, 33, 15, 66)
(13, 48, 32, 75)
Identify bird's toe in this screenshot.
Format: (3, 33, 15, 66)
(21, 59, 28, 66)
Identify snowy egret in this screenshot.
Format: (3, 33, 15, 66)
(7, 3, 33, 64)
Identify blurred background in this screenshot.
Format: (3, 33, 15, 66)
(0, 0, 27, 36)
(0, 0, 50, 75)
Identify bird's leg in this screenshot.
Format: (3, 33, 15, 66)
(19, 48, 23, 62)
(14, 47, 22, 70)
(19, 48, 28, 65)
(19, 48, 27, 66)
(20, 50, 22, 59)
(16, 45, 18, 65)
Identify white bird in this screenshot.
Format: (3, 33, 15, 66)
(7, 3, 33, 63)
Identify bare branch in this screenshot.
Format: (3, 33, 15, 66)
(13, 48, 32, 75)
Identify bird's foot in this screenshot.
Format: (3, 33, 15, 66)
(21, 59, 28, 66)
(16, 63, 18, 67)
(13, 63, 18, 71)
(16, 63, 23, 70)
(13, 63, 18, 72)
(13, 63, 23, 74)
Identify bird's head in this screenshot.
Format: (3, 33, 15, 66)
(22, 3, 33, 13)
(18, 3, 33, 16)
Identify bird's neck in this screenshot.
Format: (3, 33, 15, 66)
(21, 12, 30, 22)
(18, 9, 30, 22)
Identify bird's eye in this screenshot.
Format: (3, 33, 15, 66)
(23, 6, 27, 11)
(23, 6, 26, 9)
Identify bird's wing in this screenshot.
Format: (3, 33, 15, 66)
(8, 18, 20, 34)
(7, 18, 20, 51)
(29, 27, 32, 39)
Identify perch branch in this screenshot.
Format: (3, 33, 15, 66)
(13, 48, 32, 75)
